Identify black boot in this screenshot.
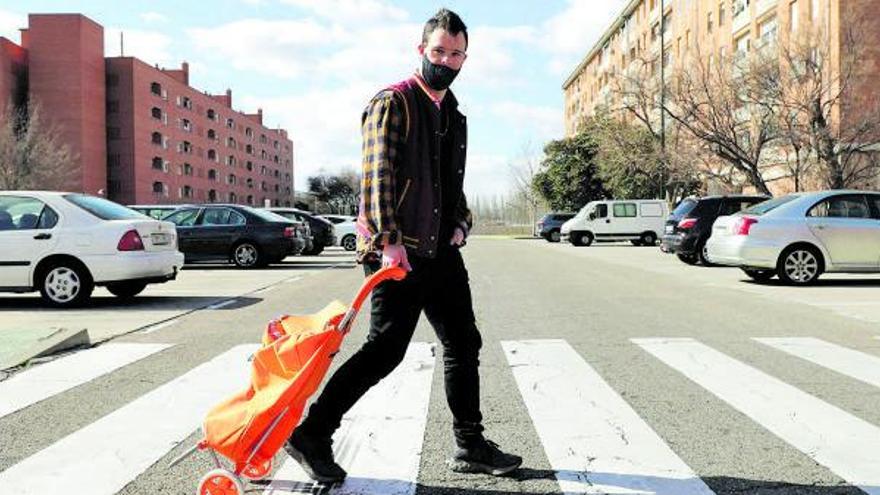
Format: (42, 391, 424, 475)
(283, 427, 347, 484)
(447, 438, 522, 476)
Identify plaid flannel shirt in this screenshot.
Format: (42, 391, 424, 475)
(356, 88, 473, 260)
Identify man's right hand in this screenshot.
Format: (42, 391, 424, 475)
(382, 244, 412, 271)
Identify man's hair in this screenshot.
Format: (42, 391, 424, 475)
(422, 8, 468, 48)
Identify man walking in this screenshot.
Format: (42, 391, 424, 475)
(284, 8, 522, 484)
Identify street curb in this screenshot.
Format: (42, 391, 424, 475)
(0, 328, 90, 371)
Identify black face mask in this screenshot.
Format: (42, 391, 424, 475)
(421, 56, 460, 91)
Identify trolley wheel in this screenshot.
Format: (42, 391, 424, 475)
(241, 458, 273, 481)
(198, 468, 244, 495)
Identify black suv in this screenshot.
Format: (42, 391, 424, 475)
(537, 212, 576, 242)
(268, 208, 336, 255)
(662, 195, 769, 265)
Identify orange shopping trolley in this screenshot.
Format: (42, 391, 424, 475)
(168, 266, 407, 495)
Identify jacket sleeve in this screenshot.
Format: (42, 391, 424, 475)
(358, 91, 405, 251)
(455, 192, 474, 238)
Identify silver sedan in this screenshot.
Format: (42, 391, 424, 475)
(706, 190, 880, 285)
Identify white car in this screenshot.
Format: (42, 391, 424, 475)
(0, 191, 184, 307)
(706, 190, 880, 285)
(319, 214, 357, 251)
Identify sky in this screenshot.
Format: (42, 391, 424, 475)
(1, 0, 627, 199)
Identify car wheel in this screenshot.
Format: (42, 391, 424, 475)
(571, 232, 593, 247)
(677, 252, 698, 265)
(106, 281, 147, 299)
(232, 242, 263, 268)
(39, 261, 93, 308)
(342, 234, 357, 251)
(548, 230, 561, 243)
(640, 232, 657, 246)
(697, 242, 715, 266)
(741, 268, 775, 282)
(777, 245, 823, 285)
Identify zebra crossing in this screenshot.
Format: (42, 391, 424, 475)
(2, 336, 879, 495)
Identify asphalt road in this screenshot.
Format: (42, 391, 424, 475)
(1, 239, 879, 495)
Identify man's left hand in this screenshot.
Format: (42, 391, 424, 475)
(450, 227, 466, 246)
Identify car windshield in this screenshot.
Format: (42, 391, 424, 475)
(64, 194, 145, 220)
(671, 198, 698, 217)
(741, 195, 799, 215)
(246, 207, 292, 223)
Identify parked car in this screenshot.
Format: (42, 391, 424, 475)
(319, 214, 357, 251)
(268, 208, 336, 255)
(128, 204, 188, 220)
(536, 212, 576, 242)
(162, 204, 304, 268)
(561, 199, 668, 246)
(0, 191, 184, 307)
(706, 190, 880, 285)
(661, 195, 769, 265)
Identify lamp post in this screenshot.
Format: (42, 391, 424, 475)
(659, 0, 667, 201)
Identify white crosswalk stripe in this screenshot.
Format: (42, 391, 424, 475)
(503, 339, 715, 495)
(263, 342, 436, 495)
(634, 337, 880, 495)
(0, 344, 258, 495)
(754, 337, 880, 389)
(0, 343, 173, 419)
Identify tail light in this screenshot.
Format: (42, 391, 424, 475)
(677, 218, 697, 229)
(117, 229, 144, 251)
(734, 216, 759, 235)
(283, 226, 295, 238)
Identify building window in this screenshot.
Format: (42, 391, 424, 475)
(179, 141, 192, 154)
(150, 82, 162, 96)
(261, 181, 267, 191)
(151, 107, 162, 120)
(183, 163, 193, 176)
(227, 155, 236, 167)
(226, 117, 234, 129)
(228, 174, 237, 185)
(152, 157, 164, 171)
(261, 165, 268, 175)
(246, 195, 254, 205)
(208, 169, 217, 181)
(181, 118, 192, 132)
(229, 192, 237, 203)
(227, 137, 236, 148)
(207, 108, 216, 121)
(208, 189, 217, 202)
(247, 178, 254, 189)
(707, 11, 713, 32)
(207, 129, 217, 140)
(719, 2, 726, 24)
(152, 181, 167, 196)
(208, 149, 217, 162)
(246, 144, 253, 155)
(181, 185, 193, 199)
(260, 134, 267, 144)
(273, 155, 279, 164)
(759, 17, 778, 48)
(274, 184, 280, 193)
(273, 141, 279, 150)
(273, 169, 280, 178)
(179, 96, 192, 109)
(261, 150, 268, 160)
(151, 131, 163, 145)
(246, 160, 254, 171)
(245, 127, 253, 138)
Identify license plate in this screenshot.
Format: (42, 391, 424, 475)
(151, 233, 170, 245)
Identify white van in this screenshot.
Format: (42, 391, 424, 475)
(560, 199, 668, 246)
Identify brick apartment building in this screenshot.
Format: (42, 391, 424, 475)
(0, 13, 294, 207)
(562, 0, 880, 194)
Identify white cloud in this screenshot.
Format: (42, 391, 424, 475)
(139, 12, 167, 24)
(0, 9, 25, 42)
(539, 0, 628, 77)
(457, 25, 536, 87)
(463, 153, 516, 199)
(105, 28, 174, 65)
(491, 101, 563, 141)
(279, 0, 408, 24)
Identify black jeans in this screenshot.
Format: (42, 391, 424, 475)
(297, 246, 485, 447)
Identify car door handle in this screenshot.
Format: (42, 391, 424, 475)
(33, 233, 52, 240)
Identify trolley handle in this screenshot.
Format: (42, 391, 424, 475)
(337, 266, 406, 332)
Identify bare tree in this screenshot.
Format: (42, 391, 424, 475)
(0, 100, 77, 190)
(507, 141, 544, 234)
(774, 18, 880, 189)
(663, 44, 780, 195)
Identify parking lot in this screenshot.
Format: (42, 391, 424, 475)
(534, 239, 880, 325)
(0, 249, 357, 347)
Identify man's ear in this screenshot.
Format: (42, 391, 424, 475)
(417, 43, 426, 56)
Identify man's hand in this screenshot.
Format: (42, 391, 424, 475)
(450, 227, 466, 246)
(382, 244, 412, 271)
